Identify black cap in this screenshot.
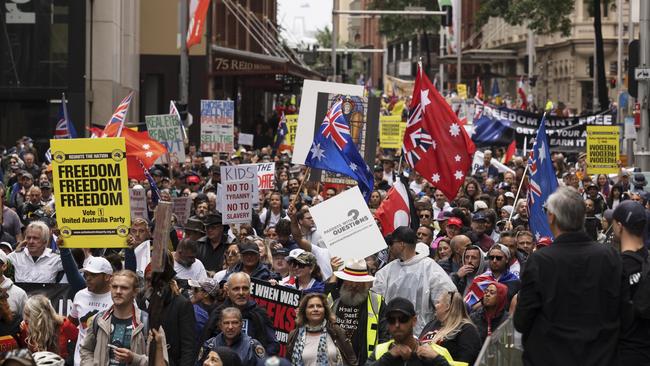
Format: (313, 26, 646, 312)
(238, 241, 259, 255)
(472, 211, 488, 222)
(612, 201, 647, 230)
(40, 182, 52, 189)
(184, 217, 206, 233)
(203, 213, 223, 226)
(385, 297, 416, 317)
(373, 165, 383, 172)
(391, 226, 416, 245)
(151, 169, 163, 177)
(271, 247, 289, 257)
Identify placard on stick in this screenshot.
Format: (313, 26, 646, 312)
(172, 196, 193, 226)
(151, 201, 172, 272)
(129, 187, 148, 220)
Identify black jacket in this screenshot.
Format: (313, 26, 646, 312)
(418, 321, 481, 364)
(201, 298, 280, 355)
(514, 231, 625, 366)
(158, 292, 197, 366)
(469, 307, 508, 344)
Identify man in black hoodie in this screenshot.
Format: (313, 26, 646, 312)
(201, 272, 279, 355)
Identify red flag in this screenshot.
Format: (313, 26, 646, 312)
(402, 65, 476, 201)
(103, 124, 167, 180)
(517, 76, 528, 110)
(187, 0, 210, 49)
(375, 179, 411, 236)
(503, 140, 516, 164)
(476, 77, 484, 100)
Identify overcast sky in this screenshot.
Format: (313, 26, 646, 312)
(277, 0, 332, 47)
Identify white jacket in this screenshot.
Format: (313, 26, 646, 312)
(372, 251, 456, 335)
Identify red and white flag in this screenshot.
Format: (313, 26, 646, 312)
(375, 179, 411, 236)
(476, 77, 484, 100)
(517, 76, 528, 110)
(503, 140, 516, 164)
(403, 64, 476, 201)
(102, 91, 134, 137)
(187, 0, 210, 49)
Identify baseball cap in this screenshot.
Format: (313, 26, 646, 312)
(186, 175, 200, 184)
(504, 192, 515, 199)
(82, 256, 114, 275)
(271, 247, 289, 257)
(293, 252, 316, 266)
(472, 211, 488, 222)
(385, 297, 416, 317)
(40, 182, 52, 190)
(447, 217, 463, 228)
(238, 241, 260, 255)
(0, 242, 13, 253)
(612, 200, 647, 230)
(285, 248, 305, 262)
(188, 279, 219, 296)
(474, 201, 488, 212)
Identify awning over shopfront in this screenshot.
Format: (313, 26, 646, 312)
(439, 49, 518, 64)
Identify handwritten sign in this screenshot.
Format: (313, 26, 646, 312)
(257, 162, 275, 190)
(145, 114, 185, 163)
(200, 100, 234, 153)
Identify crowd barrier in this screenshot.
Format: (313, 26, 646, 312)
(474, 317, 523, 366)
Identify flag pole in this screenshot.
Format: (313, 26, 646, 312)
(291, 167, 311, 207)
(508, 163, 529, 222)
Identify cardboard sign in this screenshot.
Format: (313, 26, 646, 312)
(379, 115, 406, 149)
(587, 125, 619, 174)
(129, 187, 148, 220)
(239, 133, 254, 146)
(200, 100, 234, 153)
(292, 81, 364, 165)
(51, 138, 131, 248)
(285, 114, 298, 147)
(257, 162, 275, 190)
(145, 114, 185, 163)
(309, 186, 386, 260)
(151, 201, 172, 272)
(172, 196, 193, 226)
(250, 279, 302, 357)
(457, 83, 468, 99)
(220, 164, 259, 224)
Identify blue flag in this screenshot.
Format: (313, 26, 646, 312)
(491, 79, 500, 97)
(472, 110, 515, 147)
(527, 114, 558, 240)
(273, 112, 288, 151)
(304, 99, 374, 201)
(54, 95, 78, 139)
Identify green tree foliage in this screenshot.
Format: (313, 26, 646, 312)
(475, 0, 575, 36)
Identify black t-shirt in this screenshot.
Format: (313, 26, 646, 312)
(334, 300, 366, 362)
(109, 317, 133, 366)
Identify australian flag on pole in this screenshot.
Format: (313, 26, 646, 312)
(527, 114, 558, 240)
(304, 99, 374, 201)
(273, 112, 288, 152)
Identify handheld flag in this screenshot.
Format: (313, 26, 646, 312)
(503, 140, 516, 164)
(476, 77, 484, 100)
(375, 175, 418, 235)
(527, 114, 558, 240)
(103, 123, 167, 180)
(517, 77, 528, 110)
(304, 99, 374, 201)
(403, 64, 476, 201)
(54, 94, 78, 139)
(170, 100, 187, 140)
(273, 112, 288, 152)
(103, 91, 134, 137)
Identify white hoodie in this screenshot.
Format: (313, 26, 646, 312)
(0, 276, 27, 316)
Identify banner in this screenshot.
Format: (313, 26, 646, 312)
(200, 100, 234, 153)
(172, 196, 193, 226)
(17, 283, 71, 316)
(257, 162, 275, 190)
(587, 126, 620, 174)
(285, 114, 298, 147)
(309, 186, 387, 260)
(51, 138, 131, 248)
(472, 103, 616, 152)
(220, 164, 259, 224)
(457, 83, 468, 99)
(145, 114, 185, 163)
(250, 279, 301, 357)
(129, 187, 148, 220)
(379, 115, 406, 149)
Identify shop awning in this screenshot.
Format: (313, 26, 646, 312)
(439, 49, 518, 64)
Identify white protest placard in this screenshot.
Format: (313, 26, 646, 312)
(221, 164, 259, 199)
(239, 133, 254, 146)
(257, 162, 275, 190)
(200, 100, 234, 153)
(216, 183, 224, 213)
(222, 179, 255, 224)
(292, 80, 364, 165)
(172, 196, 193, 226)
(309, 186, 386, 261)
(129, 187, 148, 220)
(145, 114, 185, 163)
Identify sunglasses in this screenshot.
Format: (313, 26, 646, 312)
(487, 255, 504, 261)
(291, 262, 308, 268)
(419, 214, 431, 218)
(387, 314, 410, 325)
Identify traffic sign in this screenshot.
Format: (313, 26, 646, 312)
(635, 67, 650, 80)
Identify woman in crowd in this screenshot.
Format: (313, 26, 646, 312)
(596, 174, 611, 198)
(368, 190, 383, 211)
(433, 238, 452, 261)
(259, 192, 287, 232)
(282, 252, 325, 294)
(419, 291, 481, 364)
(462, 179, 481, 206)
(251, 236, 273, 265)
(19, 295, 78, 360)
(493, 193, 507, 212)
(213, 242, 240, 283)
(287, 293, 357, 366)
(470, 282, 509, 343)
(0, 289, 21, 353)
(606, 184, 628, 209)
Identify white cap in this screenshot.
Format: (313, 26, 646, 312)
(285, 248, 305, 262)
(504, 192, 515, 199)
(82, 256, 113, 275)
(474, 201, 488, 212)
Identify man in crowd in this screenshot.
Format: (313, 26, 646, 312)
(197, 213, 229, 272)
(450, 245, 485, 295)
(17, 186, 43, 225)
(8, 220, 62, 283)
(202, 272, 279, 355)
(127, 217, 151, 277)
(184, 217, 206, 241)
(416, 226, 434, 247)
(470, 211, 494, 252)
(0, 250, 26, 315)
(373, 226, 456, 334)
(329, 259, 388, 365)
(295, 209, 324, 249)
(515, 230, 535, 258)
(514, 187, 626, 366)
(432, 189, 451, 222)
(174, 239, 208, 282)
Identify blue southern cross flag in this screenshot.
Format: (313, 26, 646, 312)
(527, 114, 558, 240)
(304, 98, 374, 201)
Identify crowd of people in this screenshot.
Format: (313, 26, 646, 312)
(0, 123, 648, 366)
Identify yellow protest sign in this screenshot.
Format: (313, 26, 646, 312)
(586, 126, 619, 174)
(51, 138, 131, 248)
(457, 83, 468, 99)
(380, 115, 406, 149)
(285, 114, 298, 147)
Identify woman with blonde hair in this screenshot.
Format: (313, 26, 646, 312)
(19, 295, 78, 359)
(419, 291, 481, 364)
(287, 293, 357, 365)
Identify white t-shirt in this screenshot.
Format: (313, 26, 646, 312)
(311, 243, 332, 279)
(134, 240, 151, 277)
(70, 289, 113, 366)
(174, 259, 208, 281)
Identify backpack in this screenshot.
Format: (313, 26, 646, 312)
(622, 251, 650, 319)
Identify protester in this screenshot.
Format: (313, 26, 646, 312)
(224, 241, 278, 282)
(514, 187, 626, 366)
(126, 218, 151, 277)
(174, 238, 208, 282)
(470, 281, 509, 343)
(19, 295, 77, 360)
(8, 221, 63, 283)
(281, 252, 324, 294)
(197, 213, 229, 272)
(0, 250, 26, 316)
(287, 293, 357, 366)
(450, 244, 486, 295)
(0, 288, 21, 353)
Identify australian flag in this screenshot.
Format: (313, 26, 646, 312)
(273, 112, 288, 151)
(54, 95, 78, 139)
(472, 105, 515, 147)
(527, 114, 558, 240)
(304, 99, 374, 201)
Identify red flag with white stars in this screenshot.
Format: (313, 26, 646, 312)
(103, 124, 167, 180)
(403, 65, 476, 200)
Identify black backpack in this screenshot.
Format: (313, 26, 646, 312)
(623, 251, 650, 319)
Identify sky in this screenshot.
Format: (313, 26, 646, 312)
(277, 0, 332, 47)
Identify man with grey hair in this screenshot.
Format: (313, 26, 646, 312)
(8, 220, 63, 283)
(514, 187, 625, 366)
